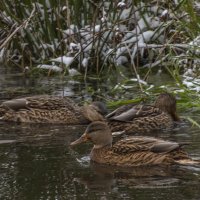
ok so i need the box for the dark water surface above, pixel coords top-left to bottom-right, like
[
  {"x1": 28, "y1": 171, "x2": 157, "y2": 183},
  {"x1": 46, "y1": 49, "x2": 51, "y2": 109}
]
[{"x1": 0, "y1": 67, "x2": 200, "y2": 200}]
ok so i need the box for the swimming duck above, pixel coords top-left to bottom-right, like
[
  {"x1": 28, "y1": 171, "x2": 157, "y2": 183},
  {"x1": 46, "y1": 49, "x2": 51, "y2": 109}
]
[
  {"x1": 0, "y1": 95, "x2": 107, "y2": 124},
  {"x1": 70, "y1": 121, "x2": 197, "y2": 167},
  {"x1": 107, "y1": 93, "x2": 180, "y2": 134}
]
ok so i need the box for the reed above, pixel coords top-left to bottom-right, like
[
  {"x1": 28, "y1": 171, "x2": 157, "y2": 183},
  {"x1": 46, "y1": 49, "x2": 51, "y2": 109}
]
[{"x1": 0, "y1": 0, "x2": 199, "y2": 85}]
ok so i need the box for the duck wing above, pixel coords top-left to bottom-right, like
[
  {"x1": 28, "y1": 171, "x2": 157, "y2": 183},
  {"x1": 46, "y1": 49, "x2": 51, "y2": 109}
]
[
  {"x1": 106, "y1": 104, "x2": 135, "y2": 118},
  {"x1": 112, "y1": 136, "x2": 185, "y2": 154},
  {"x1": 1, "y1": 96, "x2": 77, "y2": 111},
  {"x1": 107, "y1": 105, "x2": 162, "y2": 122}
]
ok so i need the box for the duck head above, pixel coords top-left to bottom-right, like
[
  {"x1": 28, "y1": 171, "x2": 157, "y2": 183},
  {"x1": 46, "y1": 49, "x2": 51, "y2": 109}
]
[
  {"x1": 91, "y1": 101, "x2": 108, "y2": 116},
  {"x1": 155, "y1": 93, "x2": 180, "y2": 121},
  {"x1": 70, "y1": 121, "x2": 112, "y2": 149},
  {"x1": 83, "y1": 102, "x2": 107, "y2": 122}
]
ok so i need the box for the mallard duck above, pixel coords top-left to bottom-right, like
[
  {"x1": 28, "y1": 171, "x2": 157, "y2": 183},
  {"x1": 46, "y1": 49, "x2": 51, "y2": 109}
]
[
  {"x1": 107, "y1": 93, "x2": 180, "y2": 134},
  {"x1": 70, "y1": 121, "x2": 197, "y2": 167},
  {"x1": 0, "y1": 95, "x2": 107, "y2": 124}
]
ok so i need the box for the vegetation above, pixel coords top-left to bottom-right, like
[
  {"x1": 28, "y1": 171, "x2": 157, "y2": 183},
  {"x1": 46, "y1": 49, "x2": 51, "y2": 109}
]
[
  {"x1": 1, "y1": 0, "x2": 200, "y2": 110},
  {"x1": 0, "y1": 1, "x2": 199, "y2": 69}
]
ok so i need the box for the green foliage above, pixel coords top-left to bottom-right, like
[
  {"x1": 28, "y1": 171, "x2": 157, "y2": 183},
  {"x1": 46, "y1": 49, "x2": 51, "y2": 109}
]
[
  {"x1": 180, "y1": 0, "x2": 200, "y2": 36},
  {"x1": 107, "y1": 98, "x2": 144, "y2": 109},
  {"x1": 187, "y1": 117, "x2": 200, "y2": 128}
]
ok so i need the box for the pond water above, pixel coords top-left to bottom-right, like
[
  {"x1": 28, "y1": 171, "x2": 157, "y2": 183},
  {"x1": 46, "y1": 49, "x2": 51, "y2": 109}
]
[{"x1": 0, "y1": 66, "x2": 200, "y2": 200}]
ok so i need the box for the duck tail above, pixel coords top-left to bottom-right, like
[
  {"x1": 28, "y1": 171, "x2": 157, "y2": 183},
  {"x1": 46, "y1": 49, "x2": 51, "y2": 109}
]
[{"x1": 175, "y1": 159, "x2": 200, "y2": 165}]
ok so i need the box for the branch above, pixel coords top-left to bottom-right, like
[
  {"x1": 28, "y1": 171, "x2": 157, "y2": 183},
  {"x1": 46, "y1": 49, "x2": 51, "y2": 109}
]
[{"x1": 0, "y1": 4, "x2": 36, "y2": 49}]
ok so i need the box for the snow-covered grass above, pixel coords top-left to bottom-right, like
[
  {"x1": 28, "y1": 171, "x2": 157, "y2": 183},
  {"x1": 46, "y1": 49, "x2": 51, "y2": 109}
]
[{"x1": 0, "y1": 0, "x2": 200, "y2": 94}]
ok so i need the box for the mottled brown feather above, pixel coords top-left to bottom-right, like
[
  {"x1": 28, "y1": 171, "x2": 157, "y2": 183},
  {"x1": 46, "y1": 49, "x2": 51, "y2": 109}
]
[
  {"x1": 71, "y1": 121, "x2": 196, "y2": 167},
  {"x1": 0, "y1": 96, "x2": 107, "y2": 124},
  {"x1": 107, "y1": 93, "x2": 179, "y2": 134}
]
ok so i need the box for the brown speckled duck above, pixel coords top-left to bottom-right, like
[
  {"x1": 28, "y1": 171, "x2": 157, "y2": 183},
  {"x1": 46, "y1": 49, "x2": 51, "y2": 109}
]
[
  {"x1": 70, "y1": 121, "x2": 197, "y2": 167},
  {"x1": 107, "y1": 93, "x2": 180, "y2": 134},
  {"x1": 0, "y1": 95, "x2": 107, "y2": 124}
]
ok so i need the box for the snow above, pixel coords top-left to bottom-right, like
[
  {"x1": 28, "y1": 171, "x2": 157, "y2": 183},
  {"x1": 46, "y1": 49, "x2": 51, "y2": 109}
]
[
  {"x1": 68, "y1": 68, "x2": 80, "y2": 76},
  {"x1": 62, "y1": 29, "x2": 74, "y2": 36},
  {"x1": 117, "y1": 0, "x2": 126, "y2": 9},
  {"x1": 116, "y1": 56, "x2": 128, "y2": 66},
  {"x1": 161, "y1": 9, "x2": 168, "y2": 18},
  {"x1": 82, "y1": 58, "x2": 89, "y2": 68},
  {"x1": 50, "y1": 56, "x2": 74, "y2": 66},
  {"x1": 0, "y1": 48, "x2": 5, "y2": 63},
  {"x1": 120, "y1": 8, "x2": 131, "y2": 20},
  {"x1": 37, "y1": 64, "x2": 62, "y2": 72}
]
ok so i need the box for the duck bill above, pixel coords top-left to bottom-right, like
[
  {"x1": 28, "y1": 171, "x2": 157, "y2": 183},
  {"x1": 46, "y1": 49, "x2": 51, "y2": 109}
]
[{"x1": 70, "y1": 133, "x2": 88, "y2": 146}]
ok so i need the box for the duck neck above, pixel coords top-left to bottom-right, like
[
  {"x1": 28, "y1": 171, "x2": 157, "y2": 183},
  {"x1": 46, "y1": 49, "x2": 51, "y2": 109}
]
[
  {"x1": 155, "y1": 104, "x2": 180, "y2": 122},
  {"x1": 90, "y1": 144, "x2": 111, "y2": 164},
  {"x1": 82, "y1": 105, "x2": 104, "y2": 122},
  {"x1": 93, "y1": 143, "x2": 112, "y2": 149},
  {"x1": 171, "y1": 112, "x2": 180, "y2": 121}
]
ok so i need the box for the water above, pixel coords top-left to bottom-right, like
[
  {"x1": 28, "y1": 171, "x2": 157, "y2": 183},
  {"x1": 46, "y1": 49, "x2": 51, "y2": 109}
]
[{"x1": 0, "y1": 66, "x2": 200, "y2": 200}]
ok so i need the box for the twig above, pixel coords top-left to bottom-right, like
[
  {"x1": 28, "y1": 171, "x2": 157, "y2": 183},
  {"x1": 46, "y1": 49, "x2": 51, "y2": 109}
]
[
  {"x1": 0, "y1": 4, "x2": 36, "y2": 50},
  {"x1": 137, "y1": 43, "x2": 190, "y2": 49},
  {"x1": 124, "y1": 43, "x2": 144, "y2": 92}
]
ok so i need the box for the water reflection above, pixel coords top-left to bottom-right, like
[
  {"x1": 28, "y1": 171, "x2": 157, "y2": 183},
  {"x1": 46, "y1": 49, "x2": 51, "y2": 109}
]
[
  {"x1": 0, "y1": 122, "x2": 85, "y2": 200},
  {"x1": 70, "y1": 159, "x2": 200, "y2": 199},
  {"x1": 1, "y1": 121, "x2": 199, "y2": 200},
  {"x1": 74, "y1": 163, "x2": 181, "y2": 190}
]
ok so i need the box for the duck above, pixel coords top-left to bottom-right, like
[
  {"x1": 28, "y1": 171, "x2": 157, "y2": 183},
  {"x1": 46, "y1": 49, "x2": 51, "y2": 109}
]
[
  {"x1": 0, "y1": 95, "x2": 107, "y2": 124},
  {"x1": 70, "y1": 121, "x2": 197, "y2": 167},
  {"x1": 106, "y1": 93, "x2": 180, "y2": 134}
]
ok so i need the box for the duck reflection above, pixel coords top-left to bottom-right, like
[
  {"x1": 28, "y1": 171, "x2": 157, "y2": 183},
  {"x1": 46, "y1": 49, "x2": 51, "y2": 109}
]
[{"x1": 72, "y1": 160, "x2": 190, "y2": 192}]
